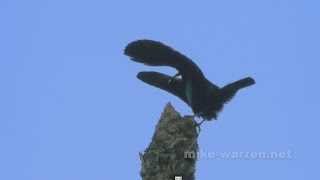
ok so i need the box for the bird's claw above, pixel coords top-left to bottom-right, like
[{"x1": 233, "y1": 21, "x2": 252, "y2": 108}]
[
  {"x1": 192, "y1": 114, "x2": 206, "y2": 133},
  {"x1": 195, "y1": 122, "x2": 202, "y2": 133},
  {"x1": 195, "y1": 119, "x2": 206, "y2": 133}
]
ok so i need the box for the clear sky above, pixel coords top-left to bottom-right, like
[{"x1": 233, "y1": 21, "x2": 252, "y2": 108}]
[{"x1": 1, "y1": 0, "x2": 319, "y2": 179}]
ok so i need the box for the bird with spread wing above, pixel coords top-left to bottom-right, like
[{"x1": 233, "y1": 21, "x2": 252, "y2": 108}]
[{"x1": 124, "y1": 39, "x2": 255, "y2": 127}]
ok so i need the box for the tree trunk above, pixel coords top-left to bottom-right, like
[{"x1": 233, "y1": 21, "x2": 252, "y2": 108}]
[{"x1": 140, "y1": 102, "x2": 199, "y2": 180}]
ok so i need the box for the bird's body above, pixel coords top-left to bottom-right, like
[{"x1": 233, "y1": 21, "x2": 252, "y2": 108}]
[{"x1": 124, "y1": 40, "x2": 255, "y2": 121}]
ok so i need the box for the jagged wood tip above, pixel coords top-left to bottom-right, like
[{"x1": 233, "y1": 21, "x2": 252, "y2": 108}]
[{"x1": 140, "y1": 102, "x2": 199, "y2": 180}]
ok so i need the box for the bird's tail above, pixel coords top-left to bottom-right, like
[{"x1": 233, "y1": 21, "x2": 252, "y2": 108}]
[
  {"x1": 220, "y1": 77, "x2": 255, "y2": 103},
  {"x1": 124, "y1": 40, "x2": 192, "y2": 72}
]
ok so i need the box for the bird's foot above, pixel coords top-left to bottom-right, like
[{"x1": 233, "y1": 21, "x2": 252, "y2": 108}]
[
  {"x1": 167, "y1": 72, "x2": 181, "y2": 84},
  {"x1": 191, "y1": 113, "x2": 206, "y2": 133},
  {"x1": 194, "y1": 119, "x2": 206, "y2": 133}
]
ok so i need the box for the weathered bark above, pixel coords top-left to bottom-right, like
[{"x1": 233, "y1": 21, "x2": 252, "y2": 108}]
[{"x1": 140, "y1": 102, "x2": 199, "y2": 180}]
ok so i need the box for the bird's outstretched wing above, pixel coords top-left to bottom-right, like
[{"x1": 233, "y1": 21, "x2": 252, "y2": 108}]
[
  {"x1": 137, "y1": 71, "x2": 188, "y2": 104},
  {"x1": 124, "y1": 40, "x2": 204, "y2": 77}
]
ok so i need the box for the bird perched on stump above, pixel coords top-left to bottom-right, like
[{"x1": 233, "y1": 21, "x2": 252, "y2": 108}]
[{"x1": 124, "y1": 39, "x2": 255, "y2": 126}]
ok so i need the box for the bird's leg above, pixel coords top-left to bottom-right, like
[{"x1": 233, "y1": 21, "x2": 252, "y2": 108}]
[
  {"x1": 192, "y1": 112, "x2": 206, "y2": 133},
  {"x1": 195, "y1": 119, "x2": 206, "y2": 133},
  {"x1": 196, "y1": 119, "x2": 206, "y2": 127},
  {"x1": 168, "y1": 72, "x2": 181, "y2": 84}
]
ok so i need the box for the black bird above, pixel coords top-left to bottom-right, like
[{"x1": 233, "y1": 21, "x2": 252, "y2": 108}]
[{"x1": 124, "y1": 39, "x2": 255, "y2": 125}]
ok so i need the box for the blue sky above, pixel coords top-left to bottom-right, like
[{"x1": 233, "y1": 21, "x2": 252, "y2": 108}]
[{"x1": 1, "y1": 0, "x2": 319, "y2": 179}]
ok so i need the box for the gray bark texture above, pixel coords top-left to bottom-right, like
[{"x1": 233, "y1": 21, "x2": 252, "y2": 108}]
[{"x1": 140, "y1": 102, "x2": 199, "y2": 180}]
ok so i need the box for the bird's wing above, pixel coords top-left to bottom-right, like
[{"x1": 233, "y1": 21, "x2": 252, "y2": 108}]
[
  {"x1": 124, "y1": 40, "x2": 204, "y2": 77},
  {"x1": 137, "y1": 71, "x2": 188, "y2": 104}
]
